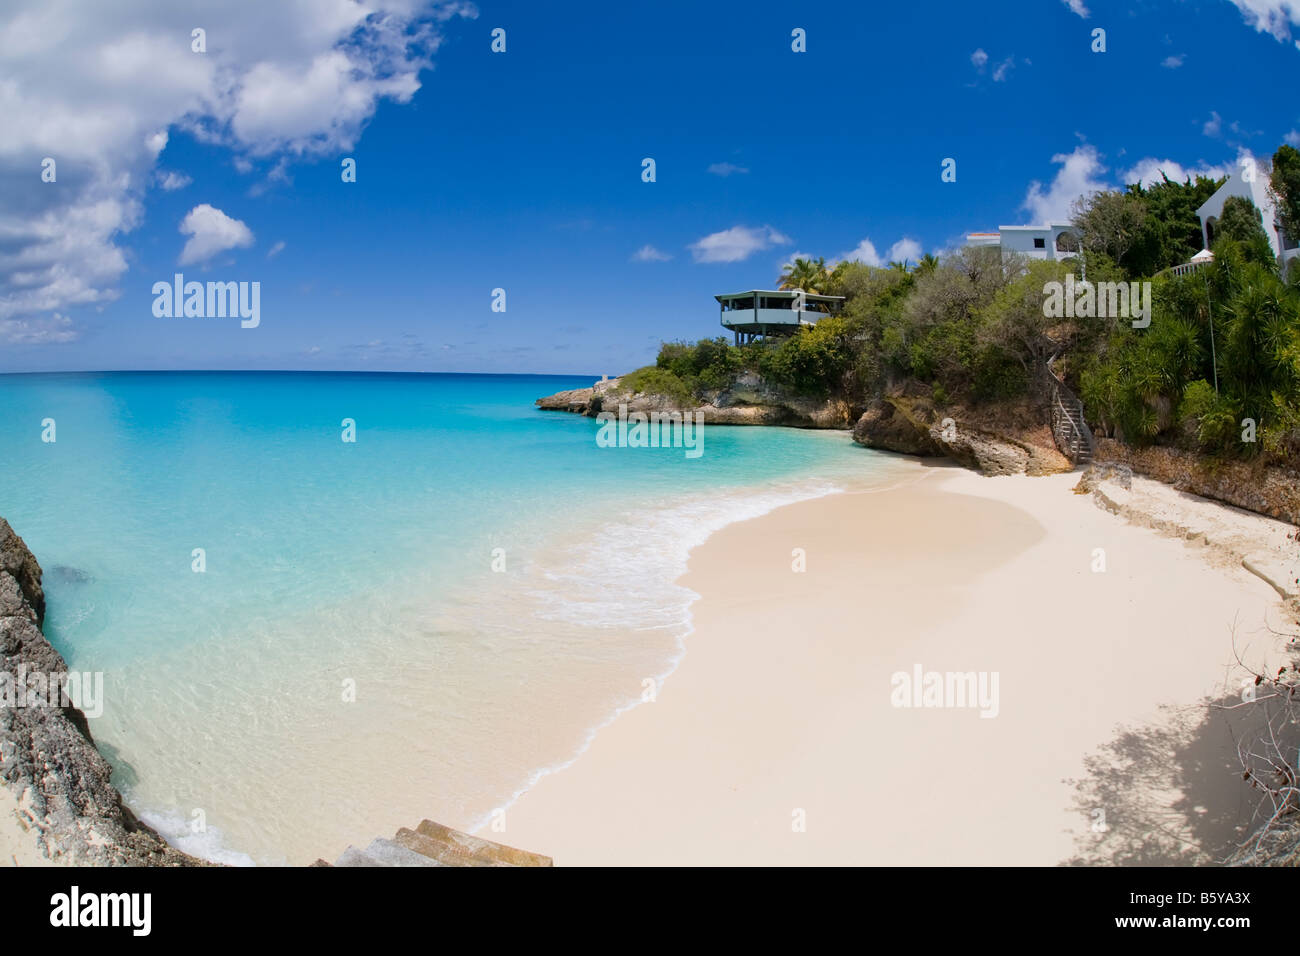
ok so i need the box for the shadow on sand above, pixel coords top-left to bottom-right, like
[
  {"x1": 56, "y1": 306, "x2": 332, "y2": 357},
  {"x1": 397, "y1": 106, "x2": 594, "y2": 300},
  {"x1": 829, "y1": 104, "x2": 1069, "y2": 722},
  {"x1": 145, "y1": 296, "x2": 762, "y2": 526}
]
[{"x1": 1063, "y1": 689, "x2": 1280, "y2": 866}]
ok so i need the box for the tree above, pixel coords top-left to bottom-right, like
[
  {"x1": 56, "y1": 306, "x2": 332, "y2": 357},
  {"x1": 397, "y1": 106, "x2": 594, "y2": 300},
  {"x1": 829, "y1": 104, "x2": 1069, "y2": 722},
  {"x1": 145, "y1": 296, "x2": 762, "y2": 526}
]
[
  {"x1": 975, "y1": 259, "x2": 1074, "y2": 376},
  {"x1": 778, "y1": 257, "x2": 829, "y2": 293},
  {"x1": 1122, "y1": 173, "x2": 1224, "y2": 274},
  {"x1": 1072, "y1": 190, "x2": 1147, "y2": 268},
  {"x1": 1269, "y1": 144, "x2": 1300, "y2": 247},
  {"x1": 913, "y1": 253, "x2": 940, "y2": 278},
  {"x1": 1215, "y1": 196, "x2": 1276, "y2": 268}
]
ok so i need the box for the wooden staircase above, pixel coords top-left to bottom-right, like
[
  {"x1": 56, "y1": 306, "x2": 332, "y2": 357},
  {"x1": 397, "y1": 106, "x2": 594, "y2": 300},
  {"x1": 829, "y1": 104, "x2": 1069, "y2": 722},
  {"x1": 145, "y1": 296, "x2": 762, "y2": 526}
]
[
  {"x1": 325, "y1": 819, "x2": 553, "y2": 867},
  {"x1": 1045, "y1": 365, "x2": 1095, "y2": 467}
]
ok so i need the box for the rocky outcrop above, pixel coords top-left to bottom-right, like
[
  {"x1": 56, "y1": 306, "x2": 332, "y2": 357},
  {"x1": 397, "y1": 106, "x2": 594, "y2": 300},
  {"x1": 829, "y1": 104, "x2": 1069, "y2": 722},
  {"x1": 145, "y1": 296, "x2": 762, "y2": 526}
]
[
  {"x1": 0, "y1": 518, "x2": 202, "y2": 866},
  {"x1": 536, "y1": 374, "x2": 855, "y2": 428},
  {"x1": 851, "y1": 398, "x2": 943, "y2": 456},
  {"x1": 540, "y1": 377, "x2": 1072, "y2": 475},
  {"x1": 851, "y1": 396, "x2": 1072, "y2": 477},
  {"x1": 1094, "y1": 439, "x2": 1300, "y2": 525}
]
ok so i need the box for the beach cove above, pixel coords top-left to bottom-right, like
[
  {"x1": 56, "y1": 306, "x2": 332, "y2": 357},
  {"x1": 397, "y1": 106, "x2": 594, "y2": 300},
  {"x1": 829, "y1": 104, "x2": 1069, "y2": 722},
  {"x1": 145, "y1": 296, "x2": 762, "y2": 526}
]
[{"x1": 502, "y1": 463, "x2": 1293, "y2": 866}]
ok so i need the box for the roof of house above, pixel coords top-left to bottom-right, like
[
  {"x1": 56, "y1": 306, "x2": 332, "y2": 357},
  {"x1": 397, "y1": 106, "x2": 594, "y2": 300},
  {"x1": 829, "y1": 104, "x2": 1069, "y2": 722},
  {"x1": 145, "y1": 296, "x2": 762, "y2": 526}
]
[{"x1": 715, "y1": 290, "x2": 845, "y2": 303}]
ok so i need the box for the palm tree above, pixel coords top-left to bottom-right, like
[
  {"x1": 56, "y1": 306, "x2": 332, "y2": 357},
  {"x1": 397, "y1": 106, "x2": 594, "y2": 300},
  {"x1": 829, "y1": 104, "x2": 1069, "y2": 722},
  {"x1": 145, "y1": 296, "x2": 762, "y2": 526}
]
[
  {"x1": 778, "y1": 256, "x2": 828, "y2": 293},
  {"x1": 888, "y1": 260, "x2": 910, "y2": 273},
  {"x1": 913, "y1": 253, "x2": 940, "y2": 277}
]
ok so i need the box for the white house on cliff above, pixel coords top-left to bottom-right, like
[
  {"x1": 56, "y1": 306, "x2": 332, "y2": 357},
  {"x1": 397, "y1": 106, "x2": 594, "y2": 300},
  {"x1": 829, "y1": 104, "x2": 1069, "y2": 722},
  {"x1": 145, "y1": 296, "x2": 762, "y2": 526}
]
[
  {"x1": 1195, "y1": 168, "x2": 1299, "y2": 272},
  {"x1": 968, "y1": 164, "x2": 1298, "y2": 275}
]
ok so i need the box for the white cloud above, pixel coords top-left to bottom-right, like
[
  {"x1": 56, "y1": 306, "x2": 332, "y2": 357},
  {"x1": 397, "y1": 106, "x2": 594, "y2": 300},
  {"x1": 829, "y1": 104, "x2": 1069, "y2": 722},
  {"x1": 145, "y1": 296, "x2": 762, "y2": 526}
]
[
  {"x1": 1161, "y1": 54, "x2": 1185, "y2": 68},
  {"x1": 631, "y1": 244, "x2": 671, "y2": 262},
  {"x1": 1287, "y1": 129, "x2": 1300, "y2": 146},
  {"x1": 1021, "y1": 145, "x2": 1109, "y2": 222},
  {"x1": 178, "y1": 204, "x2": 254, "y2": 265},
  {"x1": 1061, "y1": 0, "x2": 1090, "y2": 17},
  {"x1": 992, "y1": 56, "x2": 1016, "y2": 82},
  {"x1": 0, "y1": 0, "x2": 477, "y2": 325},
  {"x1": 1203, "y1": 111, "x2": 1223, "y2": 137},
  {"x1": 836, "y1": 238, "x2": 883, "y2": 267},
  {"x1": 156, "y1": 170, "x2": 191, "y2": 190},
  {"x1": 1224, "y1": 0, "x2": 1300, "y2": 43},
  {"x1": 1120, "y1": 157, "x2": 1228, "y2": 187},
  {"x1": 970, "y1": 48, "x2": 988, "y2": 68},
  {"x1": 267, "y1": 240, "x2": 286, "y2": 259},
  {"x1": 0, "y1": 313, "x2": 77, "y2": 344},
  {"x1": 707, "y1": 162, "x2": 748, "y2": 177},
  {"x1": 887, "y1": 238, "x2": 923, "y2": 264},
  {"x1": 689, "y1": 225, "x2": 790, "y2": 264},
  {"x1": 830, "y1": 237, "x2": 921, "y2": 268}
]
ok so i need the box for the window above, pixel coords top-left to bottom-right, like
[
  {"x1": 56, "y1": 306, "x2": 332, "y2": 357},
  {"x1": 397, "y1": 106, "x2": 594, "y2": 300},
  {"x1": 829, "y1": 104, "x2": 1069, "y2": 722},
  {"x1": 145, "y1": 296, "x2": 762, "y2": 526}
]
[{"x1": 1033, "y1": 237, "x2": 1046, "y2": 249}]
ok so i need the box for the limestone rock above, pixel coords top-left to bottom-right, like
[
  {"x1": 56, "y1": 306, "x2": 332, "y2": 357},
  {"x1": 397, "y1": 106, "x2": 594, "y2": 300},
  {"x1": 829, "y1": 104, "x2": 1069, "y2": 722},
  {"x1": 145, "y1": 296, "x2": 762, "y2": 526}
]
[{"x1": 0, "y1": 517, "x2": 204, "y2": 866}]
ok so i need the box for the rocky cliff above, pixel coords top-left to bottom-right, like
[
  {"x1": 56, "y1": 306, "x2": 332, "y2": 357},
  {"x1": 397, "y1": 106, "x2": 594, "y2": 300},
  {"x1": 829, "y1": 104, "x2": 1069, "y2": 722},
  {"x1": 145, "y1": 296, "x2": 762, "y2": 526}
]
[
  {"x1": 850, "y1": 394, "x2": 1072, "y2": 477},
  {"x1": 0, "y1": 518, "x2": 201, "y2": 866},
  {"x1": 1093, "y1": 440, "x2": 1300, "y2": 525},
  {"x1": 538, "y1": 376, "x2": 1073, "y2": 476},
  {"x1": 537, "y1": 373, "x2": 855, "y2": 427}
]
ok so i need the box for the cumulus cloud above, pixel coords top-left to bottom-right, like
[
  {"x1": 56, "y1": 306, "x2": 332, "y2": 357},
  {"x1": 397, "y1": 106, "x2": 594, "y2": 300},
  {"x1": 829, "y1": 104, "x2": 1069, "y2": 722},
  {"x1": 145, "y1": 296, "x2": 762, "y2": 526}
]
[
  {"x1": 0, "y1": 0, "x2": 476, "y2": 326},
  {"x1": 689, "y1": 225, "x2": 790, "y2": 264},
  {"x1": 267, "y1": 240, "x2": 286, "y2": 259},
  {"x1": 156, "y1": 170, "x2": 191, "y2": 190},
  {"x1": 1287, "y1": 130, "x2": 1300, "y2": 146},
  {"x1": 832, "y1": 237, "x2": 923, "y2": 267},
  {"x1": 631, "y1": 244, "x2": 672, "y2": 262},
  {"x1": 1120, "y1": 157, "x2": 1228, "y2": 187},
  {"x1": 970, "y1": 48, "x2": 988, "y2": 68},
  {"x1": 1017, "y1": 144, "x2": 1244, "y2": 226},
  {"x1": 992, "y1": 56, "x2": 1016, "y2": 82},
  {"x1": 835, "y1": 239, "x2": 883, "y2": 266},
  {"x1": 1203, "y1": 111, "x2": 1223, "y2": 137},
  {"x1": 1021, "y1": 145, "x2": 1109, "y2": 222},
  {"x1": 1224, "y1": 0, "x2": 1300, "y2": 45},
  {"x1": 887, "y1": 238, "x2": 923, "y2": 264},
  {"x1": 1061, "y1": 0, "x2": 1090, "y2": 17},
  {"x1": 707, "y1": 162, "x2": 749, "y2": 177},
  {"x1": 0, "y1": 313, "x2": 78, "y2": 344},
  {"x1": 178, "y1": 204, "x2": 254, "y2": 265},
  {"x1": 1161, "y1": 54, "x2": 1185, "y2": 68}
]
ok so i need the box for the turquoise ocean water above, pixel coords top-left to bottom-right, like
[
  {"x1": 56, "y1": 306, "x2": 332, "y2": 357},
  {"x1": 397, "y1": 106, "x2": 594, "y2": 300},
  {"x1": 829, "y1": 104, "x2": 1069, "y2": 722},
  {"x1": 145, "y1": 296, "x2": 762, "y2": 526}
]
[{"x1": 0, "y1": 371, "x2": 904, "y2": 864}]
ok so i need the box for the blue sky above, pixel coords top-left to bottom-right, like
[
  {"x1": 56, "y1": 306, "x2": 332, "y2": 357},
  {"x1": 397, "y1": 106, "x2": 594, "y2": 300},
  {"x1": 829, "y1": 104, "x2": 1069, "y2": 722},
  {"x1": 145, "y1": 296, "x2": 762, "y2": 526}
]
[{"x1": 2, "y1": 0, "x2": 1299, "y2": 375}]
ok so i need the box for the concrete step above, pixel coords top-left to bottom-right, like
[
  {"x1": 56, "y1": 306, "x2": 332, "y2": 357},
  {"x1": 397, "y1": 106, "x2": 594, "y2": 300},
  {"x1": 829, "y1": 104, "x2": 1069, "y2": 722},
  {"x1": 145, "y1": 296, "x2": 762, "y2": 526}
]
[
  {"x1": 415, "y1": 819, "x2": 553, "y2": 867},
  {"x1": 393, "y1": 827, "x2": 495, "y2": 867},
  {"x1": 363, "y1": 837, "x2": 446, "y2": 867},
  {"x1": 334, "y1": 846, "x2": 383, "y2": 867}
]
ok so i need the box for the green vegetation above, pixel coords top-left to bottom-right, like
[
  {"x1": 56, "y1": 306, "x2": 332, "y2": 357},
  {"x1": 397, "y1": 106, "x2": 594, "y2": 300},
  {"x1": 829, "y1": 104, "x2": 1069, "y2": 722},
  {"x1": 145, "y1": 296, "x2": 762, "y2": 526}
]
[
  {"x1": 634, "y1": 143, "x2": 1300, "y2": 468},
  {"x1": 618, "y1": 365, "x2": 696, "y2": 406}
]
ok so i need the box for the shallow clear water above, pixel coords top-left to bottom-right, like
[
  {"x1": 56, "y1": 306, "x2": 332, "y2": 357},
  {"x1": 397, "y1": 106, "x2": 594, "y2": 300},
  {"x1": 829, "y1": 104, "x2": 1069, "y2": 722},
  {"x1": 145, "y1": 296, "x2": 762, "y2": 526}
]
[{"x1": 0, "y1": 371, "x2": 904, "y2": 863}]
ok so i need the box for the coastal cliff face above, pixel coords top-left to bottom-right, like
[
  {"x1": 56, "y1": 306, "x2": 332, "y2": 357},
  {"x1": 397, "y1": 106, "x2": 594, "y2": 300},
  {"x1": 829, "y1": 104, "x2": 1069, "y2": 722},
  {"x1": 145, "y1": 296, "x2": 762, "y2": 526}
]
[
  {"x1": 1093, "y1": 440, "x2": 1300, "y2": 525},
  {"x1": 851, "y1": 395, "x2": 1072, "y2": 477},
  {"x1": 536, "y1": 373, "x2": 855, "y2": 427},
  {"x1": 0, "y1": 518, "x2": 200, "y2": 866}
]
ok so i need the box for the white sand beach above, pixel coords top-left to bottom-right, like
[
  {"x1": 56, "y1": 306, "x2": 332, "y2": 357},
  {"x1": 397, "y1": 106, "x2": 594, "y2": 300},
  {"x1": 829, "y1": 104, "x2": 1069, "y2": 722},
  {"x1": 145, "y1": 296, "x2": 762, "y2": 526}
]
[{"x1": 502, "y1": 462, "x2": 1294, "y2": 865}]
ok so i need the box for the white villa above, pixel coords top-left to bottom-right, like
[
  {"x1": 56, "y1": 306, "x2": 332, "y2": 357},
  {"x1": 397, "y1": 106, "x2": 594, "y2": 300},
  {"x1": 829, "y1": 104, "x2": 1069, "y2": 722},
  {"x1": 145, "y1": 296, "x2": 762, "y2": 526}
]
[
  {"x1": 967, "y1": 167, "x2": 1299, "y2": 276},
  {"x1": 965, "y1": 222, "x2": 1081, "y2": 261},
  {"x1": 716, "y1": 289, "x2": 844, "y2": 344},
  {"x1": 1195, "y1": 169, "x2": 1299, "y2": 273}
]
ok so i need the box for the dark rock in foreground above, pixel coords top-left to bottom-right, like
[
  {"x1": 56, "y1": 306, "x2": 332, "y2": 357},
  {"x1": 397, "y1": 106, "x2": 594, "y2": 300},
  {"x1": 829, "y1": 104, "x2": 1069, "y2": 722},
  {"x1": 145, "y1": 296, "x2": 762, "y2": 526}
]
[{"x1": 0, "y1": 518, "x2": 204, "y2": 866}]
